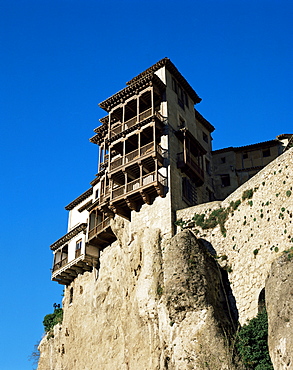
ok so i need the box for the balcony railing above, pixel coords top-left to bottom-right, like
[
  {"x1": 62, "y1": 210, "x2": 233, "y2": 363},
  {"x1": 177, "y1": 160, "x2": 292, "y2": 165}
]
[
  {"x1": 110, "y1": 171, "x2": 167, "y2": 200},
  {"x1": 110, "y1": 108, "x2": 161, "y2": 138},
  {"x1": 53, "y1": 256, "x2": 68, "y2": 272},
  {"x1": 110, "y1": 143, "x2": 163, "y2": 172},
  {"x1": 88, "y1": 217, "x2": 111, "y2": 240},
  {"x1": 99, "y1": 186, "x2": 110, "y2": 204},
  {"x1": 177, "y1": 152, "x2": 204, "y2": 185}
]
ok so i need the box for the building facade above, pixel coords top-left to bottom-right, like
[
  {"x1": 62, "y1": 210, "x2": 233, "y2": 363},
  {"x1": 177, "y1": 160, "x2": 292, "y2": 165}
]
[
  {"x1": 212, "y1": 134, "x2": 292, "y2": 200},
  {"x1": 50, "y1": 58, "x2": 215, "y2": 285}
]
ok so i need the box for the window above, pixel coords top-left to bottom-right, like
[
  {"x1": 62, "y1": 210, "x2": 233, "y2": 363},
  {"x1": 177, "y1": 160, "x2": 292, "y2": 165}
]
[
  {"x1": 243, "y1": 153, "x2": 248, "y2": 159},
  {"x1": 182, "y1": 177, "x2": 197, "y2": 205},
  {"x1": 69, "y1": 287, "x2": 73, "y2": 304},
  {"x1": 76, "y1": 239, "x2": 82, "y2": 250},
  {"x1": 262, "y1": 149, "x2": 271, "y2": 157},
  {"x1": 203, "y1": 132, "x2": 208, "y2": 143},
  {"x1": 178, "y1": 116, "x2": 185, "y2": 128},
  {"x1": 75, "y1": 239, "x2": 82, "y2": 258},
  {"x1": 220, "y1": 157, "x2": 226, "y2": 164},
  {"x1": 172, "y1": 78, "x2": 188, "y2": 109},
  {"x1": 205, "y1": 159, "x2": 211, "y2": 175},
  {"x1": 172, "y1": 78, "x2": 178, "y2": 93},
  {"x1": 184, "y1": 92, "x2": 189, "y2": 108},
  {"x1": 221, "y1": 174, "x2": 230, "y2": 187}
]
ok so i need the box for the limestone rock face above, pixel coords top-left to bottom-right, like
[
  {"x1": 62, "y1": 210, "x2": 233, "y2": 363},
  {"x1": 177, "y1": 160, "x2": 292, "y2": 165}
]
[
  {"x1": 266, "y1": 254, "x2": 293, "y2": 369},
  {"x1": 161, "y1": 230, "x2": 238, "y2": 369},
  {"x1": 38, "y1": 226, "x2": 238, "y2": 370}
]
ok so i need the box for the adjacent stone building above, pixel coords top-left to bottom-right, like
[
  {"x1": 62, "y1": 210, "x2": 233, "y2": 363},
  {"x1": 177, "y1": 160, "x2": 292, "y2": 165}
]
[{"x1": 212, "y1": 134, "x2": 292, "y2": 200}]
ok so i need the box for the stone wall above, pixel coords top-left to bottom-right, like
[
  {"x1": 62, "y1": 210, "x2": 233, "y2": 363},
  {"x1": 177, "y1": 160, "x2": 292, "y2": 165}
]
[{"x1": 177, "y1": 147, "x2": 293, "y2": 325}]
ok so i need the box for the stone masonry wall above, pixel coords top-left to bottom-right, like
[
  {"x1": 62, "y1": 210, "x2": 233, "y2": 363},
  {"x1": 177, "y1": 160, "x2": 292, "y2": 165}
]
[{"x1": 177, "y1": 147, "x2": 293, "y2": 325}]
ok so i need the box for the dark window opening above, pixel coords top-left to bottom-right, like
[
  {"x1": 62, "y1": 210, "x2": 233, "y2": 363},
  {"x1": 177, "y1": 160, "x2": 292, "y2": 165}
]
[
  {"x1": 263, "y1": 149, "x2": 271, "y2": 157},
  {"x1": 221, "y1": 174, "x2": 230, "y2": 187},
  {"x1": 69, "y1": 287, "x2": 73, "y2": 304},
  {"x1": 203, "y1": 132, "x2": 208, "y2": 143},
  {"x1": 220, "y1": 157, "x2": 226, "y2": 164},
  {"x1": 205, "y1": 159, "x2": 211, "y2": 175},
  {"x1": 172, "y1": 78, "x2": 177, "y2": 93},
  {"x1": 243, "y1": 153, "x2": 248, "y2": 159},
  {"x1": 178, "y1": 116, "x2": 185, "y2": 128},
  {"x1": 172, "y1": 77, "x2": 188, "y2": 109},
  {"x1": 182, "y1": 177, "x2": 197, "y2": 205}
]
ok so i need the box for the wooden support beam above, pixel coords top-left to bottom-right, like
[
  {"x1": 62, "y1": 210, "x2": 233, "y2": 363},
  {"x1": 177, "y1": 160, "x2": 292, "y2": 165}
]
[
  {"x1": 125, "y1": 197, "x2": 137, "y2": 211},
  {"x1": 101, "y1": 205, "x2": 115, "y2": 218},
  {"x1": 140, "y1": 190, "x2": 151, "y2": 205},
  {"x1": 109, "y1": 204, "x2": 130, "y2": 220}
]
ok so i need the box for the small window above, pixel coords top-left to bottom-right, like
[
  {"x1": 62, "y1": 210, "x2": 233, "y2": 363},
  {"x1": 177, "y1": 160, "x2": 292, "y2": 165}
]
[
  {"x1": 178, "y1": 116, "x2": 185, "y2": 128},
  {"x1": 69, "y1": 287, "x2": 73, "y2": 304},
  {"x1": 184, "y1": 92, "x2": 189, "y2": 107},
  {"x1": 76, "y1": 239, "x2": 82, "y2": 250},
  {"x1": 221, "y1": 174, "x2": 230, "y2": 187},
  {"x1": 220, "y1": 157, "x2": 226, "y2": 164},
  {"x1": 182, "y1": 177, "x2": 197, "y2": 205},
  {"x1": 172, "y1": 78, "x2": 177, "y2": 93},
  {"x1": 205, "y1": 159, "x2": 211, "y2": 175},
  {"x1": 263, "y1": 149, "x2": 271, "y2": 157},
  {"x1": 75, "y1": 239, "x2": 82, "y2": 258},
  {"x1": 243, "y1": 153, "x2": 248, "y2": 159},
  {"x1": 95, "y1": 189, "x2": 99, "y2": 198},
  {"x1": 203, "y1": 132, "x2": 208, "y2": 143}
]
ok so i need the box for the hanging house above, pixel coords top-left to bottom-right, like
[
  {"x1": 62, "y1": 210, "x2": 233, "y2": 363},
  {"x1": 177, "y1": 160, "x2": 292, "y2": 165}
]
[{"x1": 50, "y1": 58, "x2": 215, "y2": 285}]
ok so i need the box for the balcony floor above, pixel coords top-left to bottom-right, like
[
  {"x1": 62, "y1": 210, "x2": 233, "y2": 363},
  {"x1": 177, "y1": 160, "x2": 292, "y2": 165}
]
[{"x1": 52, "y1": 254, "x2": 98, "y2": 285}]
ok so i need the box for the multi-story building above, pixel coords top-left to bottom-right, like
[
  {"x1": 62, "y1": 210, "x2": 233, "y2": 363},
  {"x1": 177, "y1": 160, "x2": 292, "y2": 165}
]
[
  {"x1": 50, "y1": 58, "x2": 215, "y2": 285},
  {"x1": 212, "y1": 134, "x2": 292, "y2": 200}
]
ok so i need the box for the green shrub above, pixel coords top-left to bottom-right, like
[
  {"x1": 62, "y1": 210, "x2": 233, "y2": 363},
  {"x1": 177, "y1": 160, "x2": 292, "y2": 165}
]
[
  {"x1": 174, "y1": 218, "x2": 186, "y2": 229},
  {"x1": 242, "y1": 189, "x2": 254, "y2": 200},
  {"x1": 230, "y1": 199, "x2": 241, "y2": 210},
  {"x1": 43, "y1": 308, "x2": 63, "y2": 333},
  {"x1": 286, "y1": 190, "x2": 291, "y2": 197},
  {"x1": 236, "y1": 309, "x2": 273, "y2": 369}
]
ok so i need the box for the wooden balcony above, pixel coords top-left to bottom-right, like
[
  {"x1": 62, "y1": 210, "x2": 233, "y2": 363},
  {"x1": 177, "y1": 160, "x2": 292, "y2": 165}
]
[
  {"x1": 108, "y1": 170, "x2": 167, "y2": 218},
  {"x1": 177, "y1": 152, "x2": 204, "y2": 186},
  {"x1": 110, "y1": 143, "x2": 165, "y2": 173},
  {"x1": 88, "y1": 217, "x2": 117, "y2": 247},
  {"x1": 52, "y1": 251, "x2": 98, "y2": 286},
  {"x1": 109, "y1": 109, "x2": 164, "y2": 139},
  {"x1": 52, "y1": 256, "x2": 68, "y2": 272},
  {"x1": 52, "y1": 241, "x2": 100, "y2": 286}
]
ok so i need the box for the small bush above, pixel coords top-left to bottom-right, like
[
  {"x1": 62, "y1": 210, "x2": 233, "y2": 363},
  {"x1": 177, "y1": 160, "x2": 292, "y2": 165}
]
[
  {"x1": 43, "y1": 308, "x2": 63, "y2": 333},
  {"x1": 230, "y1": 199, "x2": 241, "y2": 210},
  {"x1": 242, "y1": 189, "x2": 254, "y2": 200},
  {"x1": 286, "y1": 190, "x2": 292, "y2": 197},
  {"x1": 236, "y1": 309, "x2": 273, "y2": 369},
  {"x1": 174, "y1": 218, "x2": 186, "y2": 229}
]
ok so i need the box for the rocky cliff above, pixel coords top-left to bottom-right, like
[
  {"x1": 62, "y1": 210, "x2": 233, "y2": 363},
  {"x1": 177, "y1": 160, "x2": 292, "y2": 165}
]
[
  {"x1": 38, "y1": 225, "x2": 240, "y2": 370},
  {"x1": 38, "y1": 148, "x2": 293, "y2": 369}
]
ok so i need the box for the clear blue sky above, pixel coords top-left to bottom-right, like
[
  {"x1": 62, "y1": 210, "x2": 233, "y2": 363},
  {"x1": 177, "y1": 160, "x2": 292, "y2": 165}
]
[{"x1": 0, "y1": 0, "x2": 292, "y2": 368}]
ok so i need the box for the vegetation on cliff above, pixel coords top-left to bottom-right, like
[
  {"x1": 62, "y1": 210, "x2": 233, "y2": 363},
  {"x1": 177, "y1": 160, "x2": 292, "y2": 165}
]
[
  {"x1": 43, "y1": 307, "x2": 63, "y2": 333},
  {"x1": 236, "y1": 309, "x2": 273, "y2": 369}
]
